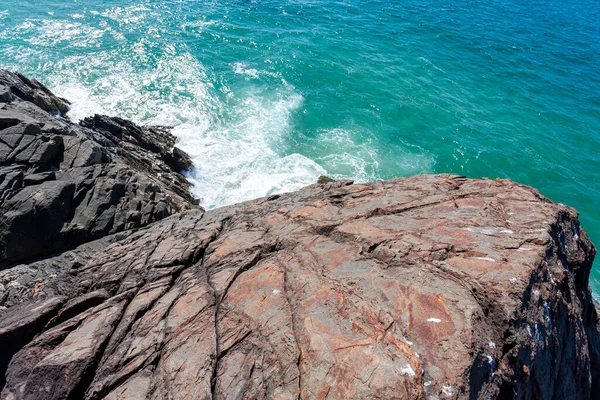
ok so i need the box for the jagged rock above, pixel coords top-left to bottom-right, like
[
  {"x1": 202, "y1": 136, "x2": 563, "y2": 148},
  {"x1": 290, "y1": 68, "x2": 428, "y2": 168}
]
[
  {"x1": 0, "y1": 174, "x2": 599, "y2": 399},
  {"x1": 61, "y1": 135, "x2": 105, "y2": 169},
  {"x1": 0, "y1": 232, "x2": 131, "y2": 308},
  {"x1": 0, "y1": 86, "x2": 15, "y2": 103},
  {"x1": 1, "y1": 180, "x2": 76, "y2": 262},
  {"x1": 317, "y1": 175, "x2": 335, "y2": 184},
  {"x1": 0, "y1": 70, "x2": 69, "y2": 116},
  {"x1": 79, "y1": 115, "x2": 194, "y2": 198},
  {"x1": 0, "y1": 69, "x2": 198, "y2": 267},
  {"x1": 172, "y1": 146, "x2": 193, "y2": 171}
]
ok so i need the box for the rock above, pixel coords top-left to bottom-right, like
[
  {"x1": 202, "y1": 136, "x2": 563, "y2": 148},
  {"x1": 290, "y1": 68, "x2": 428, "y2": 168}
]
[
  {"x1": 317, "y1": 175, "x2": 335, "y2": 184},
  {"x1": 0, "y1": 162, "x2": 195, "y2": 265},
  {"x1": 0, "y1": 70, "x2": 69, "y2": 116},
  {"x1": 0, "y1": 166, "x2": 24, "y2": 198},
  {"x1": 61, "y1": 136, "x2": 105, "y2": 169},
  {"x1": 47, "y1": 289, "x2": 111, "y2": 328},
  {"x1": 0, "y1": 86, "x2": 15, "y2": 103},
  {"x1": 78, "y1": 115, "x2": 194, "y2": 202},
  {"x1": 0, "y1": 174, "x2": 599, "y2": 399},
  {"x1": 0, "y1": 70, "x2": 599, "y2": 399},
  {"x1": 2, "y1": 291, "x2": 134, "y2": 400},
  {"x1": 0, "y1": 296, "x2": 67, "y2": 388},
  {"x1": 1, "y1": 181, "x2": 76, "y2": 262},
  {"x1": 0, "y1": 232, "x2": 129, "y2": 308},
  {"x1": 0, "y1": 69, "x2": 198, "y2": 267},
  {"x1": 172, "y1": 146, "x2": 193, "y2": 171}
]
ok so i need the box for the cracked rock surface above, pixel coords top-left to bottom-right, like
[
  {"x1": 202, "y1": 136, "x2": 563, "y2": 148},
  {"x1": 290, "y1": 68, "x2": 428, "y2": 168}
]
[
  {"x1": 2, "y1": 174, "x2": 600, "y2": 399},
  {"x1": 1, "y1": 71, "x2": 599, "y2": 399}
]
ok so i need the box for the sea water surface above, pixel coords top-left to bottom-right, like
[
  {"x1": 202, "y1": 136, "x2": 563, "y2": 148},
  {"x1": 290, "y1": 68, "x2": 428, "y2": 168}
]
[{"x1": 1, "y1": 0, "x2": 599, "y2": 293}]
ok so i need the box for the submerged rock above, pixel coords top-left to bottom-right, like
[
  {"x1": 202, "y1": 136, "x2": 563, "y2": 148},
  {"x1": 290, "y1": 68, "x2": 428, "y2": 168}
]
[{"x1": 0, "y1": 71, "x2": 599, "y2": 399}]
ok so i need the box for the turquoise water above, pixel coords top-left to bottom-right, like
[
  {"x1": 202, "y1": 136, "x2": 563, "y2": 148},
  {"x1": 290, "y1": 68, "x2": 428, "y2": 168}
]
[{"x1": 1, "y1": 1, "x2": 599, "y2": 293}]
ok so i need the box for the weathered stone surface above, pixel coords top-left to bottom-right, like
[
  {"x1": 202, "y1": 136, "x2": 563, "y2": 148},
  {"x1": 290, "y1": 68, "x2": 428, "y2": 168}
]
[
  {"x1": 0, "y1": 69, "x2": 198, "y2": 266},
  {"x1": 1, "y1": 174, "x2": 598, "y2": 399},
  {"x1": 0, "y1": 70, "x2": 69, "y2": 116},
  {"x1": 2, "y1": 292, "x2": 134, "y2": 400},
  {"x1": 0, "y1": 232, "x2": 129, "y2": 308},
  {"x1": 172, "y1": 146, "x2": 193, "y2": 171},
  {"x1": 0, "y1": 70, "x2": 599, "y2": 399},
  {"x1": 0, "y1": 296, "x2": 67, "y2": 388}
]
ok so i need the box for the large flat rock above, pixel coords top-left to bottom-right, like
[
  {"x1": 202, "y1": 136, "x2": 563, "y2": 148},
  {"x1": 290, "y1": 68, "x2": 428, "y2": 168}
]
[{"x1": 1, "y1": 174, "x2": 598, "y2": 399}]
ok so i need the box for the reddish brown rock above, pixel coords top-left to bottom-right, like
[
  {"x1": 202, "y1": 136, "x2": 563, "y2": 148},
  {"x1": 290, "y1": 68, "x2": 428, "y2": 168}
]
[{"x1": 1, "y1": 174, "x2": 598, "y2": 399}]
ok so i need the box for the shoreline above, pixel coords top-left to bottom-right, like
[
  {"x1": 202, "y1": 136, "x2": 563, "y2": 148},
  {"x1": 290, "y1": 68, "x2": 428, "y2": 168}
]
[{"x1": 1, "y1": 70, "x2": 600, "y2": 398}]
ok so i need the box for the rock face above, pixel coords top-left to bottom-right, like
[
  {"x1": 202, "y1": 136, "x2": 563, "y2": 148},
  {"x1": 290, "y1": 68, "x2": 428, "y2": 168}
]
[
  {"x1": 1, "y1": 72, "x2": 600, "y2": 400},
  {"x1": 0, "y1": 69, "x2": 197, "y2": 267}
]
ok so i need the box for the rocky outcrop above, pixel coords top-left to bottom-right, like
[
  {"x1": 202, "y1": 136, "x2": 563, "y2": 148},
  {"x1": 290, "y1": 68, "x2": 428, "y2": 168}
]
[
  {"x1": 1, "y1": 71, "x2": 599, "y2": 399},
  {"x1": 1, "y1": 174, "x2": 599, "y2": 399},
  {"x1": 0, "y1": 70, "x2": 70, "y2": 116},
  {"x1": 0, "y1": 69, "x2": 197, "y2": 267}
]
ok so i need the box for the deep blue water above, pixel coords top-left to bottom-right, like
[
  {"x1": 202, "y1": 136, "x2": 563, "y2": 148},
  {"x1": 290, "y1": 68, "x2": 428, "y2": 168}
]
[{"x1": 1, "y1": 0, "x2": 599, "y2": 294}]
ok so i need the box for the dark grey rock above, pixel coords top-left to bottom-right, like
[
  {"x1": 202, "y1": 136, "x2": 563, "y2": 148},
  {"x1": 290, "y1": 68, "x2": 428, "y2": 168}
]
[
  {"x1": 0, "y1": 166, "x2": 24, "y2": 198},
  {"x1": 0, "y1": 70, "x2": 69, "y2": 116},
  {"x1": 172, "y1": 146, "x2": 193, "y2": 171},
  {"x1": 0, "y1": 69, "x2": 198, "y2": 267},
  {"x1": 0, "y1": 86, "x2": 14, "y2": 103},
  {"x1": 0, "y1": 181, "x2": 76, "y2": 262},
  {"x1": 22, "y1": 172, "x2": 55, "y2": 186}
]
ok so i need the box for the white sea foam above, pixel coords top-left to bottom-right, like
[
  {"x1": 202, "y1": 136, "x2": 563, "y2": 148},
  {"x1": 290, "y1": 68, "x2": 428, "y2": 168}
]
[
  {"x1": 27, "y1": 20, "x2": 106, "y2": 48},
  {"x1": 314, "y1": 128, "x2": 380, "y2": 183},
  {"x1": 42, "y1": 35, "x2": 324, "y2": 209},
  {"x1": 11, "y1": 4, "x2": 431, "y2": 211},
  {"x1": 233, "y1": 62, "x2": 260, "y2": 79}
]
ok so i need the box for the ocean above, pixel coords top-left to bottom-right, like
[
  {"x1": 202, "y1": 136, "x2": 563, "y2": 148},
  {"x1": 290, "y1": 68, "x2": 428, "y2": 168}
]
[{"x1": 1, "y1": 0, "x2": 599, "y2": 294}]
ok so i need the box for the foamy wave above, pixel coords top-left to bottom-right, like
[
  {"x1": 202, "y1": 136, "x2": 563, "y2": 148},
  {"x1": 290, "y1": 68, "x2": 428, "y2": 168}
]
[
  {"x1": 313, "y1": 128, "x2": 380, "y2": 182},
  {"x1": 233, "y1": 62, "x2": 260, "y2": 79},
  {"x1": 27, "y1": 20, "x2": 106, "y2": 47},
  {"x1": 48, "y1": 51, "x2": 218, "y2": 126},
  {"x1": 34, "y1": 16, "x2": 323, "y2": 209},
  {"x1": 174, "y1": 87, "x2": 326, "y2": 209},
  {"x1": 5, "y1": 4, "x2": 431, "y2": 210}
]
